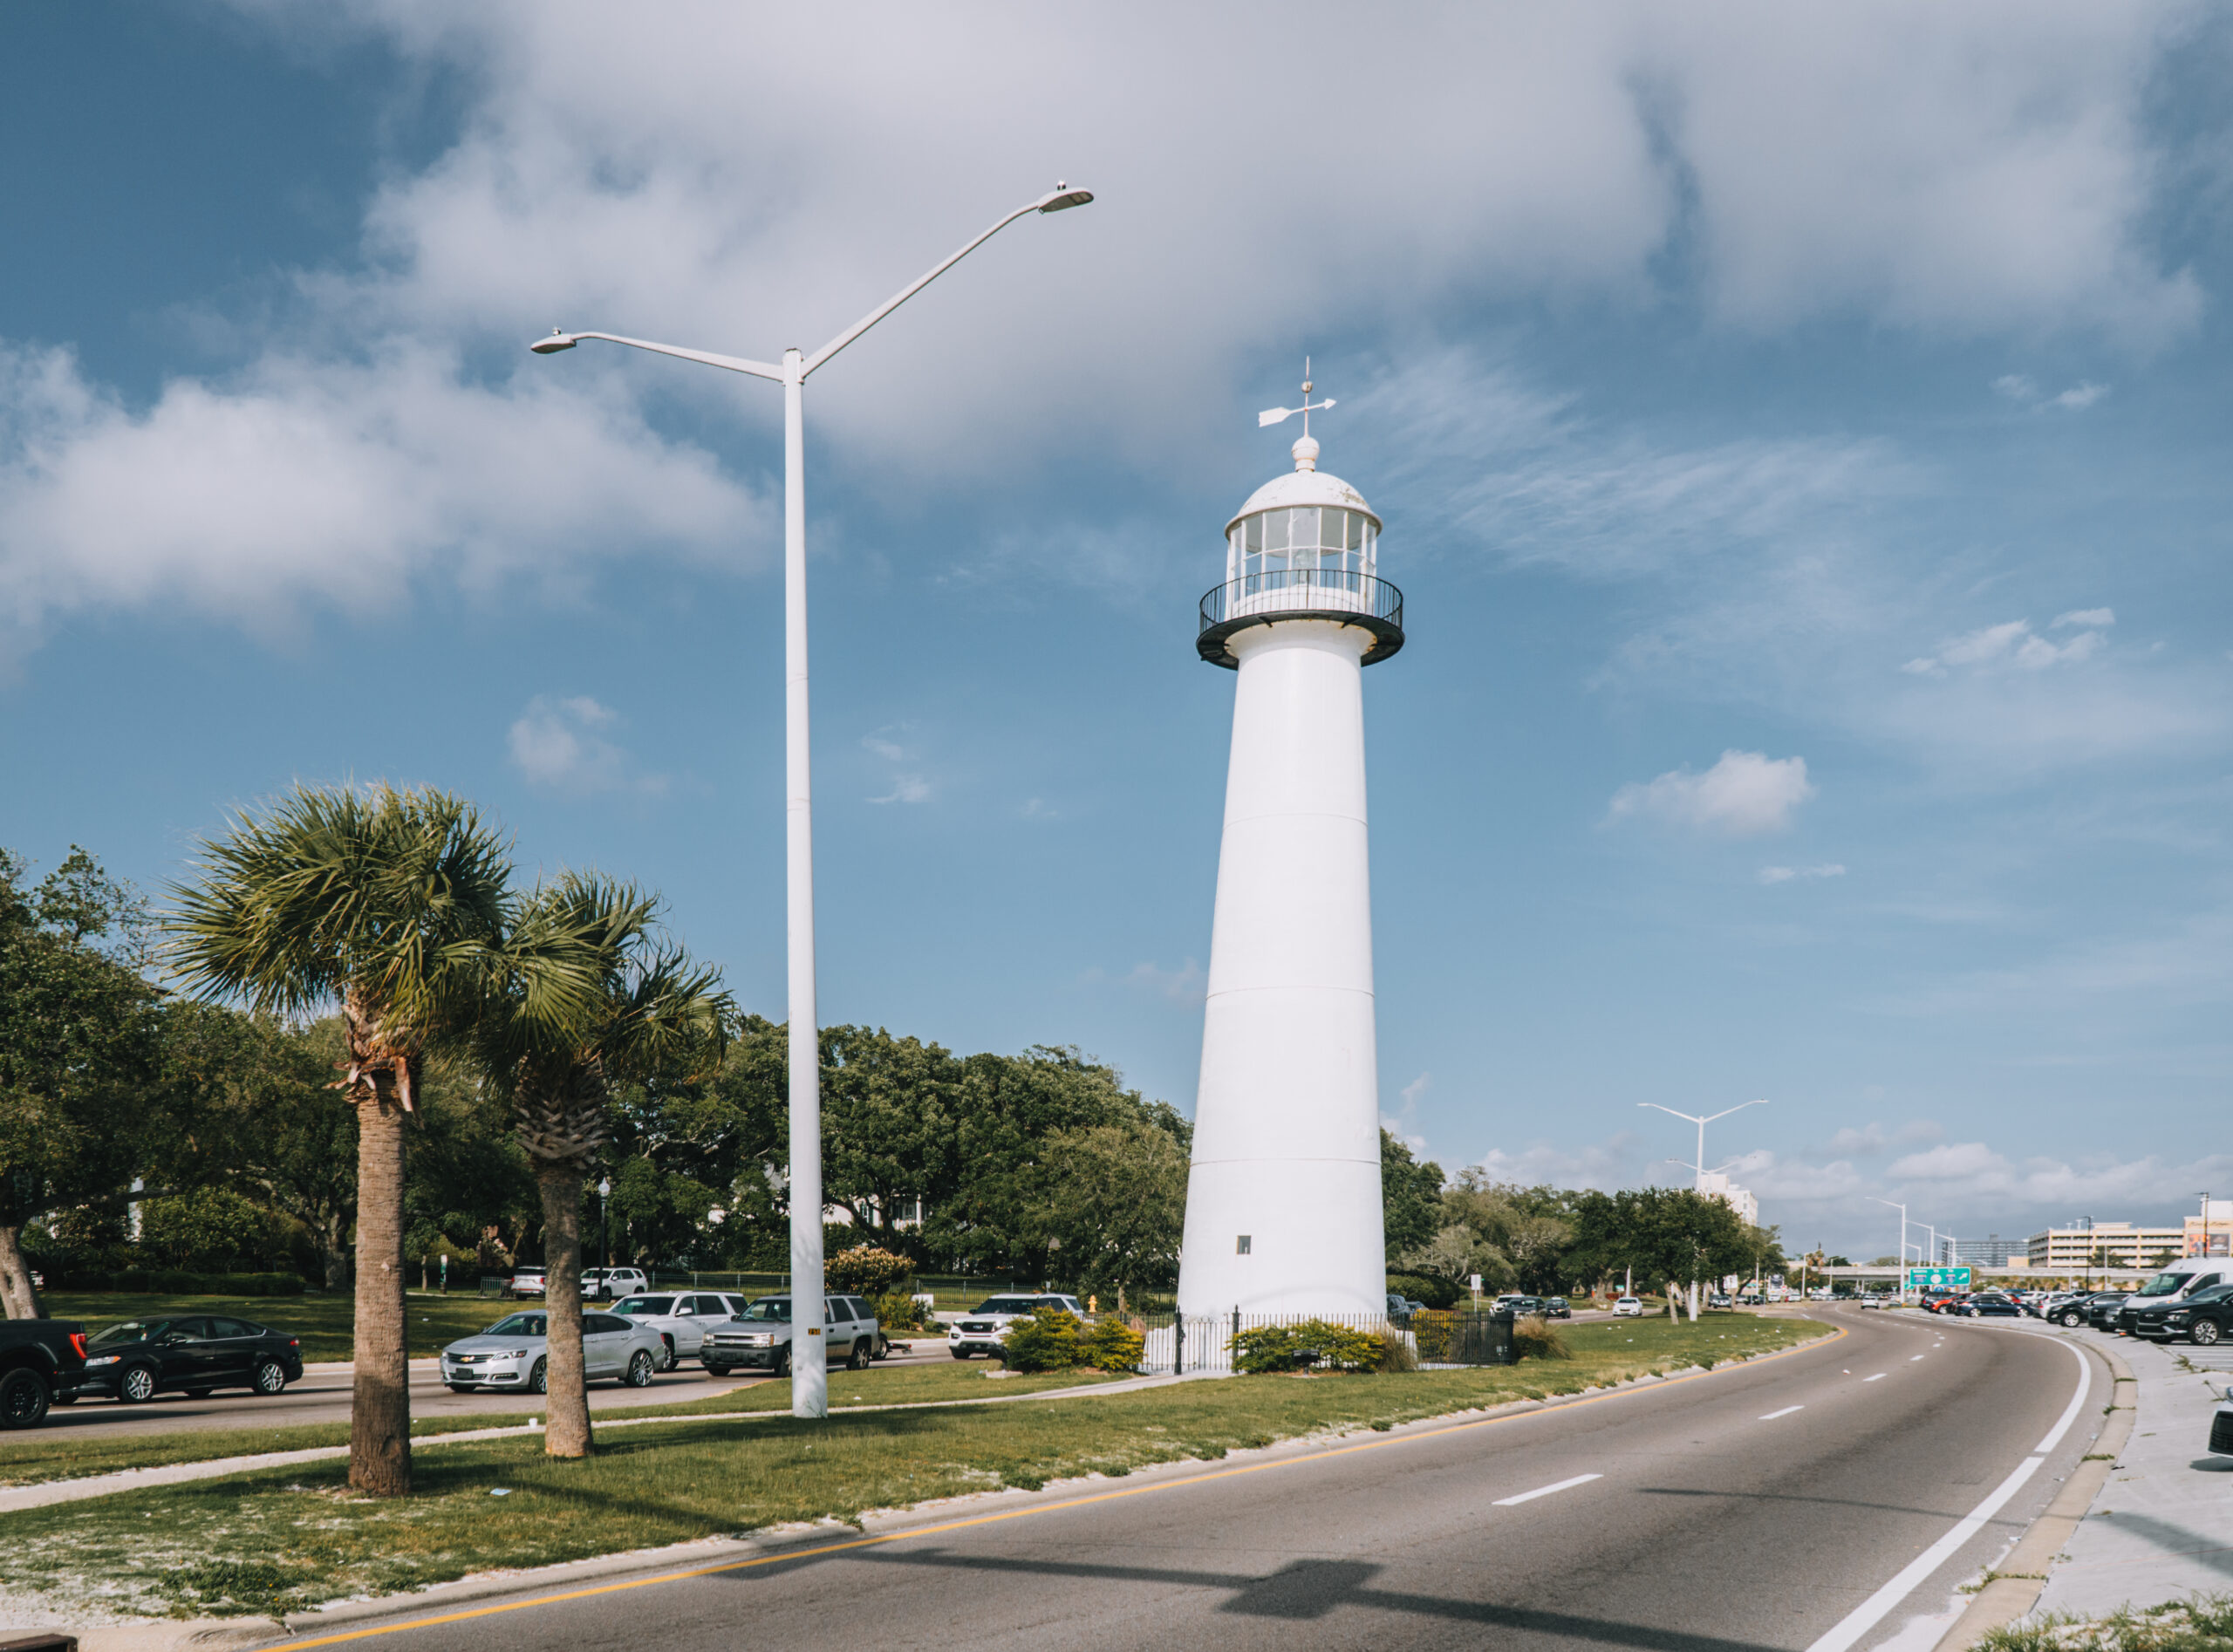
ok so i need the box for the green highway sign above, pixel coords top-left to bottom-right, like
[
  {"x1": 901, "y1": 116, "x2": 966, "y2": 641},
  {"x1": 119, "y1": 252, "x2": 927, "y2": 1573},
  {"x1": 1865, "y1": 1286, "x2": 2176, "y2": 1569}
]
[{"x1": 1907, "y1": 1266, "x2": 1973, "y2": 1289}]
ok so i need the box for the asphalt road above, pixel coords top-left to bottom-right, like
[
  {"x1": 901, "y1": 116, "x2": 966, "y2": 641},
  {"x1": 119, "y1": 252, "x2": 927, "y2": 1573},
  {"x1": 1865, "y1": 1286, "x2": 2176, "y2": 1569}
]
[
  {"x1": 38, "y1": 1339, "x2": 958, "y2": 1439},
  {"x1": 252, "y1": 1309, "x2": 2107, "y2": 1652}
]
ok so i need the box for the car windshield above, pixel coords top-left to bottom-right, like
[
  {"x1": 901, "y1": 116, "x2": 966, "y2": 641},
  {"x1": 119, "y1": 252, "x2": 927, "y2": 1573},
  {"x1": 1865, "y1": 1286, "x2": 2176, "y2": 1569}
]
[
  {"x1": 736, "y1": 1299, "x2": 791, "y2": 1322},
  {"x1": 612, "y1": 1296, "x2": 676, "y2": 1315},
  {"x1": 2134, "y1": 1272, "x2": 2190, "y2": 1298},
  {"x1": 973, "y1": 1298, "x2": 1041, "y2": 1314},
  {"x1": 482, "y1": 1314, "x2": 548, "y2": 1336},
  {"x1": 89, "y1": 1320, "x2": 164, "y2": 1348}
]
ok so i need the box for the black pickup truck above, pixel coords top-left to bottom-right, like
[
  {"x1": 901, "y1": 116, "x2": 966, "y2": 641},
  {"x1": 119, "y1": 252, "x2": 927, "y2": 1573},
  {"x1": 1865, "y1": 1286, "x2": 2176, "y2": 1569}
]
[{"x1": 1, "y1": 1317, "x2": 88, "y2": 1428}]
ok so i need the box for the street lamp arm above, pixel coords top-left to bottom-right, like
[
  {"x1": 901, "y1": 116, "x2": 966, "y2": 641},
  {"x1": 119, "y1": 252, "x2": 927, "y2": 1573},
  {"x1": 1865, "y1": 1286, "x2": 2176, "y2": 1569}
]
[
  {"x1": 531, "y1": 330, "x2": 788, "y2": 383},
  {"x1": 802, "y1": 187, "x2": 1089, "y2": 379}
]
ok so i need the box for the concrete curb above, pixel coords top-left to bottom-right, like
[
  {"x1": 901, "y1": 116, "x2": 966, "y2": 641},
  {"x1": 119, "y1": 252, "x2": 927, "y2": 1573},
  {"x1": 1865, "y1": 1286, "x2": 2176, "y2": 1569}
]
[{"x1": 1933, "y1": 1337, "x2": 2136, "y2": 1652}]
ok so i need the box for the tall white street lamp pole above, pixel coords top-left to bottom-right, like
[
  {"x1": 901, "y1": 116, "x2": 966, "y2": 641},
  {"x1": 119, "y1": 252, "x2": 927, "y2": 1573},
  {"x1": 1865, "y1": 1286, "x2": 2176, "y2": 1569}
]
[
  {"x1": 1869, "y1": 1197, "x2": 1909, "y2": 1300},
  {"x1": 1637, "y1": 1100, "x2": 1769, "y2": 1192},
  {"x1": 529, "y1": 182, "x2": 1094, "y2": 1419}
]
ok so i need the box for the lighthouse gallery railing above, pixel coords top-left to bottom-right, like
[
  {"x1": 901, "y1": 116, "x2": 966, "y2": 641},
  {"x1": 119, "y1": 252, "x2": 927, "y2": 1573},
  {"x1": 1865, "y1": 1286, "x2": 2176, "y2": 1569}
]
[{"x1": 1195, "y1": 569, "x2": 1405, "y2": 668}]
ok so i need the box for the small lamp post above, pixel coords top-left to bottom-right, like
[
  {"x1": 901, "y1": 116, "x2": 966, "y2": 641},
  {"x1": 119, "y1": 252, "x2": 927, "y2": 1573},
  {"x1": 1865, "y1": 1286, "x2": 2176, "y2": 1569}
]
[{"x1": 598, "y1": 1177, "x2": 612, "y2": 1283}]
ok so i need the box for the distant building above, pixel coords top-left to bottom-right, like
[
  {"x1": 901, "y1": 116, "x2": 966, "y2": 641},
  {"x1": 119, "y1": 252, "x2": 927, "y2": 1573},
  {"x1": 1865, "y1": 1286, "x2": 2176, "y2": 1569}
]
[
  {"x1": 2025, "y1": 1221, "x2": 2187, "y2": 1272},
  {"x1": 2185, "y1": 1198, "x2": 2233, "y2": 1257},
  {"x1": 1953, "y1": 1234, "x2": 2018, "y2": 1267},
  {"x1": 1696, "y1": 1171, "x2": 1759, "y2": 1228}
]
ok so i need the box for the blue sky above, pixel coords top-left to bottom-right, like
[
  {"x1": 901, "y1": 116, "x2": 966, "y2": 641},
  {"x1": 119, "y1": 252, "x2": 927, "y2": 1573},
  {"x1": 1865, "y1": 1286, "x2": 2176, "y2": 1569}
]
[{"x1": 3, "y1": 3, "x2": 2230, "y2": 1260}]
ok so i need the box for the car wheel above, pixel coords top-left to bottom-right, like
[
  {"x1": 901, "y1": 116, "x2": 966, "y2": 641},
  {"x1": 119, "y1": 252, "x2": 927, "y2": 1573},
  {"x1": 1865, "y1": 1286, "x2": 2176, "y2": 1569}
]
[
  {"x1": 875, "y1": 1335, "x2": 891, "y2": 1361},
  {"x1": 2195, "y1": 1320, "x2": 2223, "y2": 1347},
  {"x1": 529, "y1": 1358, "x2": 548, "y2": 1396},
  {"x1": 120, "y1": 1364, "x2": 159, "y2": 1404},
  {"x1": 625, "y1": 1349, "x2": 655, "y2": 1388},
  {"x1": 2059, "y1": 1310, "x2": 2082, "y2": 1328},
  {"x1": 773, "y1": 1348, "x2": 791, "y2": 1380},
  {"x1": 952, "y1": 1348, "x2": 972, "y2": 1360},
  {"x1": 252, "y1": 1358, "x2": 287, "y2": 1396},
  {"x1": 658, "y1": 1337, "x2": 679, "y2": 1373},
  {"x1": 0, "y1": 1367, "x2": 50, "y2": 1430},
  {"x1": 847, "y1": 1339, "x2": 871, "y2": 1371},
  {"x1": 704, "y1": 1363, "x2": 731, "y2": 1377}
]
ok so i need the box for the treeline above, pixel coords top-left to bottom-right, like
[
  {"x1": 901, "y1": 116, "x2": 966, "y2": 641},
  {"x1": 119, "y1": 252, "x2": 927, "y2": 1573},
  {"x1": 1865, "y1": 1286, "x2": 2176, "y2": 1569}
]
[
  {"x1": 3, "y1": 857, "x2": 1189, "y2": 1309},
  {"x1": 1380, "y1": 1135, "x2": 1787, "y2": 1301}
]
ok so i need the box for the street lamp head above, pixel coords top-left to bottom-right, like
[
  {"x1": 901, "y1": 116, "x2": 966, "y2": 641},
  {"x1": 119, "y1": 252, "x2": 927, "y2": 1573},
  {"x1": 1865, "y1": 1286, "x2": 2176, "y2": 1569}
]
[
  {"x1": 529, "y1": 329, "x2": 579, "y2": 354},
  {"x1": 1036, "y1": 181, "x2": 1095, "y2": 213}
]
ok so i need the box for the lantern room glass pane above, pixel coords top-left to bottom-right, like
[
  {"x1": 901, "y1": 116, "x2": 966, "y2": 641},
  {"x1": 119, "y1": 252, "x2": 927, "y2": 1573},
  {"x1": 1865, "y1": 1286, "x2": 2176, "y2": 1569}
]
[{"x1": 1245, "y1": 515, "x2": 1263, "y2": 554}]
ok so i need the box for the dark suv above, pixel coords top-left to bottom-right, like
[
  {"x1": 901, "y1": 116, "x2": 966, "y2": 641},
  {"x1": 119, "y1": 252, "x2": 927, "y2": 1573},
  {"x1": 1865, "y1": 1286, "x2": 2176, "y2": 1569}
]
[
  {"x1": 0, "y1": 1318, "x2": 87, "y2": 1429},
  {"x1": 2134, "y1": 1283, "x2": 2233, "y2": 1345},
  {"x1": 71, "y1": 1315, "x2": 304, "y2": 1403}
]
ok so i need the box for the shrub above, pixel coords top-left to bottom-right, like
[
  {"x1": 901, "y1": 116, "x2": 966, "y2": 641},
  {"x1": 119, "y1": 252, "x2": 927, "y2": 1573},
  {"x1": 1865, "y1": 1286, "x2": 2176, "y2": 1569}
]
[
  {"x1": 1378, "y1": 1329, "x2": 1418, "y2": 1373},
  {"x1": 1081, "y1": 1316, "x2": 1145, "y2": 1372},
  {"x1": 1387, "y1": 1272, "x2": 1461, "y2": 1311},
  {"x1": 1229, "y1": 1319, "x2": 1383, "y2": 1375},
  {"x1": 1410, "y1": 1308, "x2": 1456, "y2": 1362},
  {"x1": 1513, "y1": 1314, "x2": 1572, "y2": 1361},
  {"x1": 828, "y1": 1245, "x2": 914, "y2": 1296},
  {"x1": 1002, "y1": 1307, "x2": 1084, "y2": 1372},
  {"x1": 869, "y1": 1289, "x2": 936, "y2": 1331}
]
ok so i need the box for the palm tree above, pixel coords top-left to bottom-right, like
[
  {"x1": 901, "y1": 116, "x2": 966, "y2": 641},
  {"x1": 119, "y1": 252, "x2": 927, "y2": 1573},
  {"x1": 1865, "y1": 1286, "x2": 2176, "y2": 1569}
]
[
  {"x1": 473, "y1": 873, "x2": 727, "y2": 1458},
  {"x1": 168, "y1": 785, "x2": 514, "y2": 1497}
]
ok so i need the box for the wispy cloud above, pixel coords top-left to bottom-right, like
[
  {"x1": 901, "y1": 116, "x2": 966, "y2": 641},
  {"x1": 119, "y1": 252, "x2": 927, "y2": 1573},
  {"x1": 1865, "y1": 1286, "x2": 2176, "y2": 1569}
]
[
  {"x1": 1083, "y1": 959, "x2": 1205, "y2": 1006},
  {"x1": 1758, "y1": 864, "x2": 1846, "y2": 885},
  {"x1": 1992, "y1": 374, "x2": 2110, "y2": 412},
  {"x1": 860, "y1": 727, "x2": 930, "y2": 806},
  {"x1": 1609, "y1": 750, "x2": 1814, "y2": 836},
  {"x1": 1902, "y1": 616, "x2": 2109, "y2": 677},
  {"x1": 507, "y1": 694, "x2": 666, "y2": 795}
]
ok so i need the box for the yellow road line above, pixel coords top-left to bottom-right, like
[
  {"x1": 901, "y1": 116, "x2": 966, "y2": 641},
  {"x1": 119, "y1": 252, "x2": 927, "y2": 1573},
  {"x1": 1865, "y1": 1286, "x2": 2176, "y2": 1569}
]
[{"x1": 254, "y1": 1323, "x2": 1847, "y2": 1651}]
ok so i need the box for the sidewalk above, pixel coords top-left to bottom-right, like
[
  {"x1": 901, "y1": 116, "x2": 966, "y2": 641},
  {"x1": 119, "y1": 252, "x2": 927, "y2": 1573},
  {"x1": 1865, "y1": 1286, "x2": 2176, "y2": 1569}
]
[{"x1": 2032, "y1": 1331, "x2": 2233, "y2": 1617}]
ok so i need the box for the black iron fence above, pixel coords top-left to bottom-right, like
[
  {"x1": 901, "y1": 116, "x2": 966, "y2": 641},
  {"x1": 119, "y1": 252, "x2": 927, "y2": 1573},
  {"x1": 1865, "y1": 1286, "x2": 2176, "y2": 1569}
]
[{"x1": 1129, "y1": 1307, "x2": 1515, "y2": 1375}]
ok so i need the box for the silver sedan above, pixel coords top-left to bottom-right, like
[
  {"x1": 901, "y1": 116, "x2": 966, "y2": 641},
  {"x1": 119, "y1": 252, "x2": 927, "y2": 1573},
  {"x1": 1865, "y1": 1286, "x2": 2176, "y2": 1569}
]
[{"x1": 440, "y1": 1309, "x2": 667, "y2": 1395}]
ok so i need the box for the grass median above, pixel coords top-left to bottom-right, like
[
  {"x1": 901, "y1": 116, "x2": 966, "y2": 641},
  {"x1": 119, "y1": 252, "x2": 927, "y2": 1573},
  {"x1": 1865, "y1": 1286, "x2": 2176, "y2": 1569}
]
[
  {"x1": 0, "y1": 1362, "x2": 1122, "y2": 1488},
  {"x1": 0, "y1": 1314, "x2": 1827, "y2": 1621}
]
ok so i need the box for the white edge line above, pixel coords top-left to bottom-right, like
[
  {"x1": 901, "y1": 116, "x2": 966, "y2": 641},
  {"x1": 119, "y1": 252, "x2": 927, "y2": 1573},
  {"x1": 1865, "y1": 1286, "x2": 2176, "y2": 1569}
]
[
  {"x1": 1492, "y1": 1472, "x2": 1602, "y2": 1507},
  {"x1": 1759, "y1": 1405, "x2": 1804, "y2": 1420},
  {"x1": 1805, "y1": 1335, "x2": 2092, "y2": 1652}
]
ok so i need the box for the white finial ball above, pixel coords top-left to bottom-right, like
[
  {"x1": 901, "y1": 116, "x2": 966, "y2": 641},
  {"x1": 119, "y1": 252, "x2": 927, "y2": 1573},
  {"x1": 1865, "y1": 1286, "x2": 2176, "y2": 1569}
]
[{"x1": 1292, "y1": 434, "x2": 1320, "y2": 472}]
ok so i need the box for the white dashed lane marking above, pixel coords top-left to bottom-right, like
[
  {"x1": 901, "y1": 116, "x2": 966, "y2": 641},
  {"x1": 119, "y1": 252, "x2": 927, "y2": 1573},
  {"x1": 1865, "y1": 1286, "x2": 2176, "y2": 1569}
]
[
  {"x1": 1863, "y1": 1373, "x2": 1887, "y2": 1382},
  {"x1": 1758, "y1": 1405, "x2": 1804, "y2": 1421},
  {"x1": 1493, "y1": 1473, "x2": 1603, "y2": 1507}
]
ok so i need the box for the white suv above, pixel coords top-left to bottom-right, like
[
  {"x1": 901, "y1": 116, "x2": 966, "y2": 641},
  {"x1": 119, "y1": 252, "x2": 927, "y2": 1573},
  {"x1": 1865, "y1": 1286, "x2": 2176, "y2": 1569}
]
[
  {"x1": 583, "y1": 1267, "x2": 651, "y2": 1301},
  {"x1": 947, "y1": 1294, "x2": 1086, "y2": 1360},
  {"x1": 611, "y1": 1290, "x2": 748, "y2": 1369}
]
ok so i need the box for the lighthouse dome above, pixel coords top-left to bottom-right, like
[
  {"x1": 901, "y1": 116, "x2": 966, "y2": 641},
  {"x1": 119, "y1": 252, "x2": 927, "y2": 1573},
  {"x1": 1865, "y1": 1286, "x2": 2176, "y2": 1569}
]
[{"x1": 1225, "y1": 437, "x2": 1379, "y2": 536}]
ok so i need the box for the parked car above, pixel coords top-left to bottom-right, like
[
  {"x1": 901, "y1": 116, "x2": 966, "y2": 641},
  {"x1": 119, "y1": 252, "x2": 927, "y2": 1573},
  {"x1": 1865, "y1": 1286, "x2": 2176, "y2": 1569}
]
[
  {"x1": 2086, "y1": 1293, "x2": 2133, "y2": 1332},
  {"x1": 611, "y1": 1291, "x2": 749, "y2": 1369},
  {"x1": 1706, "y1": 1293, "x2": 1734, "y2": 1311},
  {"x1": 2115, "y1": 1259, "x2": 2233, "y2": 1337},
  {"x1": 700, "y1": 1295, "x2": 881, "y2": 1376},
  {"x1": 2046, "y1": 1291, "x2": 2116, "y2": 1328},
  {"x1": 440, "y1": 1310, "x2": 664, "y2": 1393},
  {"x1": 0, "y1": 1317, "x2": 87, "y2": 1429},
  {"x1": 1543, "y1": 1296, "x2": 1573, "y2": 1320},
  {"x1": 581, "y1": 1267, "x2": 651, "y2": 1301},
  {"x1": 1859, "y1": 1294, "x2": 1888, "y2": 1308},
  {"x1": 1612, "y1": 1296, "x2": 1643, "y2": 1318},
  {"x1": 1384, "y1": 1293, "x2": 1417, "y2": 1326},
  {"x1": 2212, "y1": 1390, "x2": 2233, "y2": 1458},
  {"x1": 1963, "y1": 1296, "x2": 2025, "y2": 1319},
  {"x1": 507, "y1": 1268, "x2": 548, "y2": 1299},
  {"x1": 70, "y1": 1315, "x2": 302, "y2": 1405},
  {"x1": 2133, "y1": 1283, "x2": 2233, "y2": 1345},
  {"x1": 946, "y1": 1294, "x2": 1086, "y2": 1360}
]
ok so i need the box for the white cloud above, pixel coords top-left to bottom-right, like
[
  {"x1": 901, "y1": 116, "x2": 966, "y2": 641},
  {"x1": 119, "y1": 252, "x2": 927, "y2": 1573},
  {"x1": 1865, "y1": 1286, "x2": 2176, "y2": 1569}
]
[
  {"x1": 1902, "y1": 616, "x2": 2107, "y2": 677},
  {"x1": 1758, "y1": 863, "x2": 1846, "y2": 884},
  {"x1": 1990, "y1": 374, "x2": 2113, "y2": 411},
  {"x1": 0, "y1": 342, "x2": 763, "y2": 659},
  {"x1": 1096, "y1": 959, "x2": 1204, "y2": 1006},
  {"x1": 860, "y1": 727, "x2": 930, "y2": 804},
  {"x1": 1609, "y1": 749, "x2": 1815, "y2": 836},
  {"x1": 868, "y1": 775, "x2": 930, "y2": 807},
  {"x1": 507, "y1": 694, "x2": 664, "y2": 794}
]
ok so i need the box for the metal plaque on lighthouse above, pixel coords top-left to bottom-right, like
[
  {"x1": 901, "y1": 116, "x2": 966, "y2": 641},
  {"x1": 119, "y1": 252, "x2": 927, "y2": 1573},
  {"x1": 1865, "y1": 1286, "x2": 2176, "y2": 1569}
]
[{"x1": 1178, "y1": 370, "x2": 1404, "y2": 1320}]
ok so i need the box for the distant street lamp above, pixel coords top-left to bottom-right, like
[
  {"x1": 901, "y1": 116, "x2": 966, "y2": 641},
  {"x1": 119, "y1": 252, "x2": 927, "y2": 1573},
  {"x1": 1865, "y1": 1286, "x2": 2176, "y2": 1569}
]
[
  {"x1": 1869, "y1": 1197, "x2": 1909, "y2": 1300},
  {"x1": 531, "y1": 184, "x2": 1094, "y2": 1419},
  {"x1": 598, "y1": 1176, "x2": 611, "y2": 1280},
  {"x1": 1637, "y1": 1100, "x2": 1769, "y2": 1194}
]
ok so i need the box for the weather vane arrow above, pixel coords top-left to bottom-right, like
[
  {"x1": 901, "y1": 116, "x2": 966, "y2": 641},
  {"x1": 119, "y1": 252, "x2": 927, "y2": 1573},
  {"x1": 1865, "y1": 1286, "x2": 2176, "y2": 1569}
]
[{"x1": 1258, "y1": 355, "x2": 1335, "y2": 434}]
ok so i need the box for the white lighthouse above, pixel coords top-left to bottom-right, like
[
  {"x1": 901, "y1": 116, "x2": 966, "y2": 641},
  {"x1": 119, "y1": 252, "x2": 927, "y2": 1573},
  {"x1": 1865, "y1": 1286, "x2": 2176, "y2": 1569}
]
[{"x1": 1177, "y1": 374, "x2": 1403, "y2": 1320}]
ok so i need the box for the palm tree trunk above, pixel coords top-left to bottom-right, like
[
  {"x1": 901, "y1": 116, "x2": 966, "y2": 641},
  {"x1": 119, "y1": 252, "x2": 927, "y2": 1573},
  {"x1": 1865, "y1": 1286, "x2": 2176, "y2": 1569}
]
[
  {"x1": 0, "y1": 1223, "x2": 45, "y2": 1320},
  {"x1": 349, "y1": 1094, "x2": 412, "y2": 1496},
  {"x1": 537, "y1": 1167, "x2": 592, "y2": 1458}
]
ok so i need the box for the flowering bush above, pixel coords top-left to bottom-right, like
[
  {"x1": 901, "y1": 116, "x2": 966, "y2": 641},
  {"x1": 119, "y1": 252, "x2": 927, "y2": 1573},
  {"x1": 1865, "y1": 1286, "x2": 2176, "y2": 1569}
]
[{"x1": 1228, "y1": 1319, "x2": 1383, "y2": 1374}]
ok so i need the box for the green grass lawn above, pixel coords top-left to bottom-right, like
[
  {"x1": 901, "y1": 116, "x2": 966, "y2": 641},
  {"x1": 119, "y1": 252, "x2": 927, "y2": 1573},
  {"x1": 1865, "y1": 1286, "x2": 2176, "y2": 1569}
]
[
  {"x1": 41, "y1": 1291, "x2": 522, "y2": 1365},
  {"x1": 0, "y1": 1362, "x2": 1125, "y2": 1488},
  {"x1": 0, "y1": 1314, "x2": 1828, "y2": 1621}
]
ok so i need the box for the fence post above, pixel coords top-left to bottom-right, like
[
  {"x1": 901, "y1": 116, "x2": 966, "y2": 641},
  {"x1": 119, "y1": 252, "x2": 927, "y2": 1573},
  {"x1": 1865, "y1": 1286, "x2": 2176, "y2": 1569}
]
[
  {"x1": 1173, "y1": 1315, "x2": 1184, "y2": 1376},
  {"x1": 1230, "y1": 1305, "x2": 1239, "y2": 1370}
]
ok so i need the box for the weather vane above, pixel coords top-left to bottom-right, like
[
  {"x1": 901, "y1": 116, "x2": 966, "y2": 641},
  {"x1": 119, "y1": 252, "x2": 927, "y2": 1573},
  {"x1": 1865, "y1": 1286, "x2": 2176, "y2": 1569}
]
[{"x1": 1257, "y1": 356, "x2": 1335, "y2": 437}]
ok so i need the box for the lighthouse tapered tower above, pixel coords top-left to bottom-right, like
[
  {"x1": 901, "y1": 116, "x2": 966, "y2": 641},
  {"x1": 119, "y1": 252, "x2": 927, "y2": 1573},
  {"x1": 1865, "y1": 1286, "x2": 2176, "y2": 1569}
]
[{"x1": 1178, "y1": 385, "x2": 1403, "y2": 1319}]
